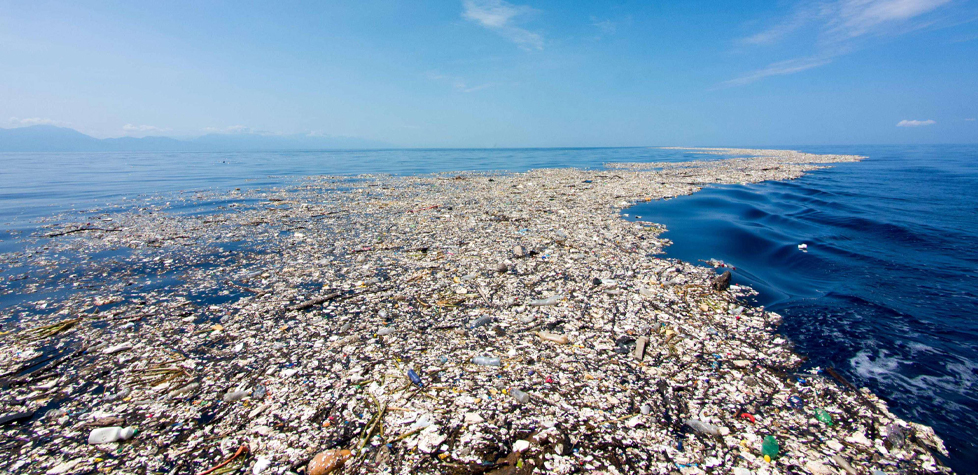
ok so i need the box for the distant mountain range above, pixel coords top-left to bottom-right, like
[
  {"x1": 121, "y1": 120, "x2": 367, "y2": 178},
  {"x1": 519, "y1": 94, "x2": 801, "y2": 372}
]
[{"x1": 0, "y1": 125, "x2": 393, "y2": 152}]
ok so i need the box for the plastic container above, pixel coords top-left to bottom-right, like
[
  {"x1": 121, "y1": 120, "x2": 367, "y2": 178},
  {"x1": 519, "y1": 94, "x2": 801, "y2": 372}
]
[
  {"x1": 510, "y1": 388, "x2": 530, "y2": 404},
  {"x1": 471, "y1": 356, "x2": 502, "y2": 366},
  {"x1": 102, "y1": 343, "x2": 133, "y2": 354},
  {"x1": 536, "y1": 332, "x2": 570, "y2": 344},
  {"x1": 468, "y1": 316, "x2": 493, "y2": 330},
  {"x1": 88, "y1": 426, "x2": 137, "y2": 444},
  {"x1": 685, "y1": 418, "x2": 720, "y2": 436},
  {"x1": 761, "y1": 435, "x2": 779, "y2": 460},
  {"x1": 815, "y1": 408, "x2": 833, "y2": 425},
  {"x1": 407, "y1": 369, "x2": 422, "y2": 387},
  {"x1": 528, "y1": 295, "x2": 562, "y2": 306},
  {"x1": 223, "y1": 390, "x2": 248, "y2": 402}
]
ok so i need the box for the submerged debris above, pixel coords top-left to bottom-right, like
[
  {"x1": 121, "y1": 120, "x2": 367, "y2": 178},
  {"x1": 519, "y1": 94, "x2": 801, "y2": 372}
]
[{"x1": 0, "y1": 148, "x2": 951, "y2": 474}]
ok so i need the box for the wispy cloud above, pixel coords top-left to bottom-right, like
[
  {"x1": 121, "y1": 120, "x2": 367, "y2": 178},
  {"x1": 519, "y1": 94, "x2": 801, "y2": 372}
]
[
  {"x1": 462, "y1": 0, "x2": 543, "y2": 50},
  {"x1": 719, "y1": 56, "x2": 832, "y2": 88},
  {"x1": 965, "y1": 118, "x2": 977, "y2": 121},
  {"x1": 950, "y1": 32, "x2": 978, "y2": 43},
  {"x1": 727, "y1": 0, "x2": 956, "y2": 86},
  {"x1": 826, "y1": 0, "x2": 951, "y2": 41},
  {"x1": 9, "y1": 116, "x2": 69, "y2": 127},
  {"x1": 897, "y1": 119, "x2": 936, "y2": 127},
  {"x1": 426, "y1": 71, "x2": 496, "y2": 93},
  {"x1": 741, "y1": 6, "x2": 816, "y2": 45},
  {"x1": 122, "y1": 124, "x2": 170, "y2": 134},
  {"x1": 592, "y1": 18, "x2": 617, "y2": 35}
]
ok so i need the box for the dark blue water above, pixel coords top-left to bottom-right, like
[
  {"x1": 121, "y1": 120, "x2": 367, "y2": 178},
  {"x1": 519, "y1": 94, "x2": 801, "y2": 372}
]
[{"x1": 624, "y1": 145, "x2": 978, "y2": 472}]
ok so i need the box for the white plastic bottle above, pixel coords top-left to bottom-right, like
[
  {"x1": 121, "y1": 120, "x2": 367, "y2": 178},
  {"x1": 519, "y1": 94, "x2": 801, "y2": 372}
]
[{"x1": 88, "y1": 426, "x2": 137, "y2": 444}]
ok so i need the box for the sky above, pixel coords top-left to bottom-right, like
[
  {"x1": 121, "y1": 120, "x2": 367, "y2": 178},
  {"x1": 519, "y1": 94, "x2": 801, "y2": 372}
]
[{"x1": 1, "y1": 0, "x2": 976, "y2": 147}]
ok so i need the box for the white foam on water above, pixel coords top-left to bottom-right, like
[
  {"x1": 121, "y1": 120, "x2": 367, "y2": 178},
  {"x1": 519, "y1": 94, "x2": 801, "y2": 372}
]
[
  {"x1": 850, "y1": 348, "x2": 978, "y2": 410},
  {"x1": 851, "y1": 349, "x2": 902, "y2": 381}
]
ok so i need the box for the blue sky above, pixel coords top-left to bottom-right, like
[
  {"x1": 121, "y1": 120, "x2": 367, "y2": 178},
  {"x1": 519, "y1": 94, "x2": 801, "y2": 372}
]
[{"x1": 1, "y1": 0, "x2": 976, "y2": 147}]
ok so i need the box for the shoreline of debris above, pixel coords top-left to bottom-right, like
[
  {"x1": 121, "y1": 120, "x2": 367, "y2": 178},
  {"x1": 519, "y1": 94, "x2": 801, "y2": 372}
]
[{"x1": 0, "y1": 148, "x2": 952, "y2": 474}]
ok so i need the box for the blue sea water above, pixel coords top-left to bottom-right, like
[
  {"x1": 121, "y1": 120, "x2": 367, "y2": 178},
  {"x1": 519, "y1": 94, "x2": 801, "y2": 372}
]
[
  {"x1": 624, "y1": 145, "x2": 978, "y2": 472},
  {"x1": 0, "y1": 147, "x2": 716, "y2": 229},
  {"x1": 1, "y1": 145, "x2": 976, "y2": 471}
]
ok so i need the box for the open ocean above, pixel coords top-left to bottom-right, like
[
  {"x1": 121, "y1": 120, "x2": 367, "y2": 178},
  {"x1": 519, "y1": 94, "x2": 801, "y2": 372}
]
[{"x1": 2, "y1": 145, "x2": 976, "y2": 471}]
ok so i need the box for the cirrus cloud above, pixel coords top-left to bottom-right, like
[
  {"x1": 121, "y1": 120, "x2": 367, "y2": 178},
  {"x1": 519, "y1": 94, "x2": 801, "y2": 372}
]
[
  {"x1": 462, "y1": 0, "x2": 543, "y2": 51},
  {"x1": 896, "y1": 119, "x2": 936, "y2": 127},
  {"x1": 727, "y1": 0, "x2": 957, "y2": 86}
]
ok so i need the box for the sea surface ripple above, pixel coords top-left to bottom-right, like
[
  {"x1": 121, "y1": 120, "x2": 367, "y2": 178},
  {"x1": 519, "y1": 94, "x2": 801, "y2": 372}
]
[{"x1": 624, "y1": 145, "x2": 978, "y2": 472}]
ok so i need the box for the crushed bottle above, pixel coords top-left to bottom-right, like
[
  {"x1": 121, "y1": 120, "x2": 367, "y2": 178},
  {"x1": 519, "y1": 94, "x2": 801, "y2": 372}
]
[{"x1": 471, "y1": 356, "x2": 502, "y2": 366}]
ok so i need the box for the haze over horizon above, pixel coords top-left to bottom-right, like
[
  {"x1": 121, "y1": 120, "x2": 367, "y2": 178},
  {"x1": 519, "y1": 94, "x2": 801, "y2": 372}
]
[{"x1": 2, "y1": 0, "x2": 977, "y2": 147}]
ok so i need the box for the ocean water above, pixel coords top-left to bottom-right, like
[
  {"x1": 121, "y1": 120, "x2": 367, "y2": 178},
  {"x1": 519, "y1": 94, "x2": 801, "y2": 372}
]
[
  {"x1": 0, "y1": 147, "x2": 716, "y2": 229},
  {"x1": 623, "y1": 145, "x2": 978, "y2": 472},
  {"x1": 2, "y1": 146, "x2": 976, "y2": 470}
]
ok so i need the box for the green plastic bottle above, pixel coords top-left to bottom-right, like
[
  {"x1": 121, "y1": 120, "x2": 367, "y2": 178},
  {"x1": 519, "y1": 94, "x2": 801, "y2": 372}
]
[
  {"x1": 815, "y1": 408, "x2": 833, "y2": 425},
  {"x1": 761, "y1": 435, "x2": 779, "y2": 461}
]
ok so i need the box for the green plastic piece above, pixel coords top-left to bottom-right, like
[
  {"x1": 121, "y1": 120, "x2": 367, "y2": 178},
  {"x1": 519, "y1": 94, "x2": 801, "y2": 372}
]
[
  {"x1": 815, "y1": 408, "x2": 833, "y2": 425},
  {"x1": 761, "y1": 435, "x2": 779, "y2": 458}
]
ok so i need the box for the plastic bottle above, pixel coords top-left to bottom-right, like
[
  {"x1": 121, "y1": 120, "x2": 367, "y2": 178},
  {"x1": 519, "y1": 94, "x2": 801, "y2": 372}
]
[
  {"x1": 815, "y1": 408, "x2": 833, "y2": 425},
  {"x1": 171, "y1": 382, "x2": 199, "y2": 397},
  {"x1": 761, "y1": 435, "x2": 779, "y2": 461},
  {"x1": 377, "y1": 327, "x2": 395, "y2": 336},
  {"x1": 407, "y1": 369, "x2": 422, "y2": 387},
  {"x1": 88, "y1": 426, "x2": 137, "y2": 444},
  {"x1": 102, "y1": 343, "x2": 133, "y2": 354},
  {"x1": 528, "y1": 295, "x2": 562, "y2": 306},
  {"x1": 223, "y1": 390, "x2": 248, "y2": 402},
  {"x1": 684, "y1": 418, "x2": 720, "y2": 436},
  {"x1": 468, "y1": 316, "x2": 493, "y2": 330},
  {"x1": 788, "y1": 395, "x2": 804, "y2": 409},
  {"x1": 471, "y1": 356, "x2": 502, "y2": 366},
  {"x1": 884, "y1": 423, "x2": 907, "y2": 448},
  {"x1": 536, "y1": 331, "x2": 570, "y2": 344},
  {"x1": 103, "y1": 388, "x2": 131, "y2": 402},
  {"x1": 307, "y1": 449, "x2": 352, "y2": 475},
  {"x1": 510, "y1": 388, "x2": 530, "y2": 404}
]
